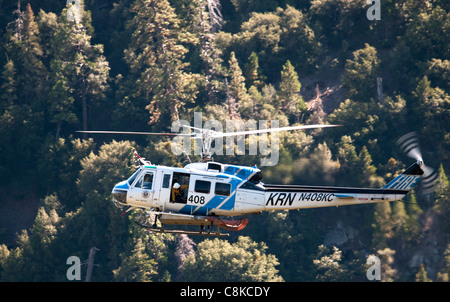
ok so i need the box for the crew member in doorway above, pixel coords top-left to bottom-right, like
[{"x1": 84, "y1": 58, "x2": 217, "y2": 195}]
[{"x1": 172, "y1": 180, "x2": 188, "y2": 203}]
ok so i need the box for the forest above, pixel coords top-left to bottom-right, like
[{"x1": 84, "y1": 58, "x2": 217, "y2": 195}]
[{"x1": 0, "y1": 0, "x2": 448, "y2": 282}]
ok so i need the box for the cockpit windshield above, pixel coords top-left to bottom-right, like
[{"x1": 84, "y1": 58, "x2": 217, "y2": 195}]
[{"x1": 127, "y1": 169, "x2": 141, "y2": 185}]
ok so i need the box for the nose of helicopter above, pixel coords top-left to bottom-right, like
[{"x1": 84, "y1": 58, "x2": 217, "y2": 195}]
[{"x1": 112, "y1": 181, "x2": 128, "y2": 205}]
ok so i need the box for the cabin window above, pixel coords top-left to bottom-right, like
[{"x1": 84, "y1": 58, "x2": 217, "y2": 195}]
[
  {"x1": 207, "y1": 162, "x2": 222, "y2": 172},
  {"x1": 162, "y1": 174, "x2": 171, "y2": 188},
  {"x1": 195, "y1": 180, "x2": 211, "y2": 194},
  {"x1": 215, "y1": 182, "x2": 231, "y2": 196}
]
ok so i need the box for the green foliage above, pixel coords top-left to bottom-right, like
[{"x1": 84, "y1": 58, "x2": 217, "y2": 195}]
[
  {"x1": 181, "y1": 236, "x2": 283, "y2": 282},
  {"x1": 342, "y1": 43, "x2": 380, "y2": 100},
  {"x1": 123, "y1": 0, "x2": 199, "y2": 125},
  {"x1": 313, "y1": 245, "x2": 349, "y2": 281},
  {"x1": 277, "y1": 60, "x2": 306, "y2": 122}
]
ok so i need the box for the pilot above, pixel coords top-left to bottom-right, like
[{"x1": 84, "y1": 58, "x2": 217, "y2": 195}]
[{"x1": 172, "y1": 181, "x2": 188, "y2": 203}]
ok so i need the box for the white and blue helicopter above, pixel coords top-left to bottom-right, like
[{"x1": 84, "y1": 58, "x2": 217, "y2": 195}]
[{"x1": 79, "y1": 127, "x2": 436, "y2": 237}]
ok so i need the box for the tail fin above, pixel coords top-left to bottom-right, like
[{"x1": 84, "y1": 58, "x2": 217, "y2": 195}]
[{"x1": 383, "y1": 161, "x2": 424, "y2": 191}]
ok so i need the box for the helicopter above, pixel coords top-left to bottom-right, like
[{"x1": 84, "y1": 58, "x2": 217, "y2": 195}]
[{"x1": 79, "y1": 125, "x2": 435, "y2": 237}]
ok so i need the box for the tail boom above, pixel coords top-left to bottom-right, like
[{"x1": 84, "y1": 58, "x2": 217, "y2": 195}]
[
  {"x1": 263, "y1": 161, "x2": 423, "y2": 211},
  {"x1": 263, "y1": 185, "x2": 407, "y2": 210}
]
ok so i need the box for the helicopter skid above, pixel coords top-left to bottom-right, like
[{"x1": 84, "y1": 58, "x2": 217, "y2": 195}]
[{"x1": 135, "y1": 222, "x2": 230, "y2": 237}]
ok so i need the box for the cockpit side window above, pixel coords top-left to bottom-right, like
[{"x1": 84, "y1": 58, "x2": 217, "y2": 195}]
[{"x1": 135, "y1": 172, "x2": 154, "y2": 189}]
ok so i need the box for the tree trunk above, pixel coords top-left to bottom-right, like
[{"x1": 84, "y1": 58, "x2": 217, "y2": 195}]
[{"x1": 82, "y1": 78, "x2": 88, "y2": 139}]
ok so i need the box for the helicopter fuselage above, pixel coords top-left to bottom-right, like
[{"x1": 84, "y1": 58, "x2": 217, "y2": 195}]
[
  {"x1": 112, "y1": 161, "x2": 420, "y2": 223},
  {"x1": 112, "y1": 162, "x2": 266, "y2": 217}
]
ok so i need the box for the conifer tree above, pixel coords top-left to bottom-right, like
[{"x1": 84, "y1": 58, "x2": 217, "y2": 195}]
[
  {"x1": 336, "y1": 136, "x2": 360, "y2": 185},
  {"x1": 436, "y1": 245, "x2": 450, "y2": 282},
  {"x1": 277, "y1": 60, "x2": 306, "y2": 121},
  {"x1": 4, "y1": 3, "x2": 48, "y2": 108},
  {"x1": 415, "y1": 263, "x2": 431, "y2": 282},
  {"x1": 0, "y1": 60, "x2": 17, "y2": 108},
  {"x1": 113, "y1": 238, "x2": 157, "y2": 281},
  {"x1": 433, "y1": 164, "x2": 450, "y2": 232},
  {"x1": 124, "y1": 0, "x2": 198, "y2": 125},
  {"x1": 0, "y1": 3, "x2": 48, "y2": 185},
  {"x1": 372, "y1": 202, "x2": 394, "y2": 250},
  {"x1": 404, "y1": 192, "x2": 423, "y2": 243},
  {"x1": 244, "y1": 52, "x2": 265, "y2": 89},
  {"x1": 49, "y1": 1, "x2": 109, "y2": 136},
  {"x1": 227, "y1": 51, "x2": 251, "y2": 117},
  {"x1": 342, "y1": 43, "x2": 380, "y2": 101},
  {"x1": 313, "y1": 245, "x2": 349, "y2": 281},
  {"x1": 195, "y1": 0, "x2": 224, "y2": 104}
]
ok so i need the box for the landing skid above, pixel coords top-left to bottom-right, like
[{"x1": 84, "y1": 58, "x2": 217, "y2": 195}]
[{"x1": 135, "y1": 222, "x2": 230, "y2": 238}]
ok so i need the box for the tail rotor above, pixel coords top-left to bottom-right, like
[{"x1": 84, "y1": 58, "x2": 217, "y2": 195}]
[{"x1": 397, "y1": 132, "x2": 438, "y2": 194}]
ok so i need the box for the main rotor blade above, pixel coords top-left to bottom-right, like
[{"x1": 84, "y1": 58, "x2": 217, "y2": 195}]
[
  {"x1": 181, "y1": 125, "x2": 204, "y2": 132},
  {"x1": 78, "y1": 124, "x2": 339, "y2": 138},
  {"x1": 77, "y1": 130, "x2": 193, "y2": 136},
  {"x1": 212, "y1": 124, "x2": 340, "y2": 137}
]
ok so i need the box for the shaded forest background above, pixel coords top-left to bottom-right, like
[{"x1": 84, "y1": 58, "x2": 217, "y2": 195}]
[{"x1": 0, "y1": 0, "x2": 449, "y2": 282}]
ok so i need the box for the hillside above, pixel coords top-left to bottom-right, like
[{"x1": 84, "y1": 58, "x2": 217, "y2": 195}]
[{"x1": 0, "y1": 0, "x2": 449, "y2": 282}]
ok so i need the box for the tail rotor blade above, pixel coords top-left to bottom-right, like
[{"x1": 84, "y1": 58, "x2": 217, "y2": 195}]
[
  {"x1": 397, "y1": 132, "x2": 422, "y2": 161},
  {"x1": 421, "y1": 165, "x2": 438, "y2": 194},
  {"x1": 397, "y1": 131, "x2": 437, "y2": 194}
]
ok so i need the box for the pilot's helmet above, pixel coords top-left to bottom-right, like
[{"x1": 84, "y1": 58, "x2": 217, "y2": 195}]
[{"x1": 173, "y1": 183, "x2": 181, "y2": 189}]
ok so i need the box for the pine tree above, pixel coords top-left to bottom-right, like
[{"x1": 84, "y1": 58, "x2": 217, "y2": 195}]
[
  {"x1": 124, "y1": 0, "x2": 198, "y2": 125},
  {"x1": 377, "y1": 248, "x2": 397, "y2": 281},
  {"x1": 313, "y1": 245, "x2": 349, "y2": 281},
  {"x1": 433, "y1": 164, "x2": 450, "y2": 232},
  {"x1": 244, "y1": 52, "x2": 265, "y2": 89},
  {"x1": 372, "y1": 202, "x2": 393, "y2": 250},
  {"x1": 404, "y1": 193, "x2": 423, "y2": 243},
  {"x1": 195, "y1": 0, "x2": 224, "y2": 103},
  {"x1": 5, "y1": 3, "x2": 47, "y2": 109},
  {"x1": 113, "y1": 238, "x2": 157, "y2": 281},
  {"x1": 415, "y1": 263, "x2": 431, "y2": 282},
  {"x1": 0, "y1": 60, "x2": 17, "y2": 108},
  {"x1": 48, "y1": 72, "x2": 76, "y2": 139},
  {"x1": 277, "y1": 60, "x2": 306, "y2": 121},
  {"x1": 49, "y1": 1, "x2": 109, "y2": 136},
  {"x1": 342, "y1": 43, "x2": 380, "y2": 101},
  {"x1": 358, "y1": 146, "x2": 381, "y2": 187},
  {"x1": 227, "y1": 51, "x2": 251, "y2": 117},
  {"x1": 436, "y1": 245, "x2": 450, "y2": 282},
  {"x1": 412, "y1": 77, "x2": 450, "y2": 154},
  {"x1": 336, "y1": 136, "x2": 360, "y2": 185},
  {"x1": 0, "y1": 3, "x2": 48, "y2": 185}
]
